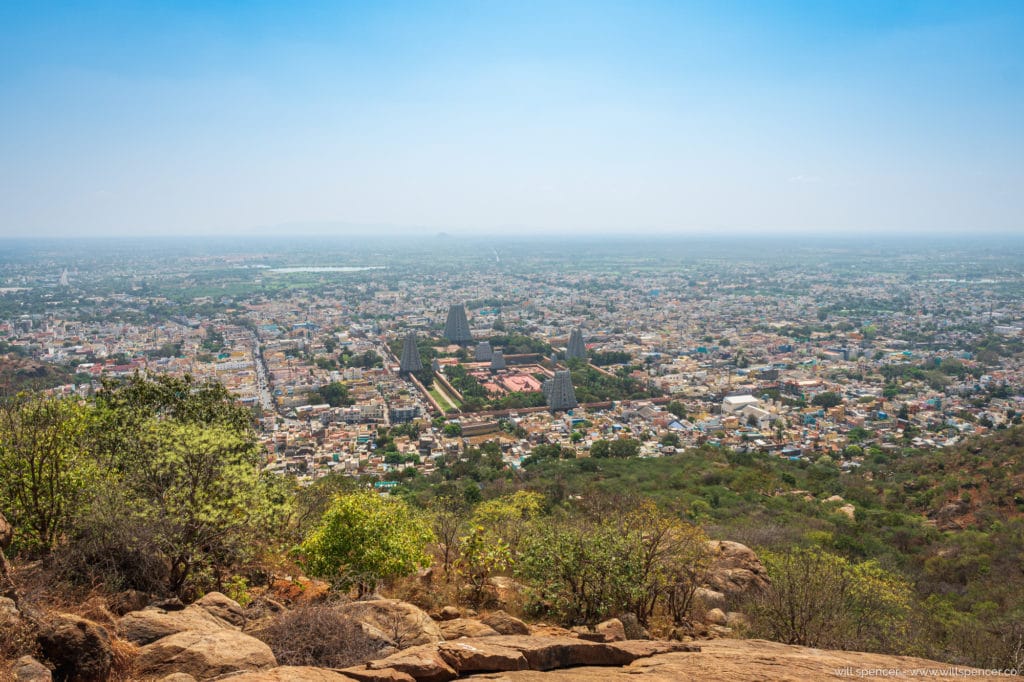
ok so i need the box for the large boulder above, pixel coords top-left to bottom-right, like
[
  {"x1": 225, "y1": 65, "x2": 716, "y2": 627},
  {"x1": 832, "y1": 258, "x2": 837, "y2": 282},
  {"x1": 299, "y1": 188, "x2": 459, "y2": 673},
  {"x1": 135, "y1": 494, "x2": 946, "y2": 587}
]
[
  {"x1": 486, "y1": 576, "x2": 523, "y2": 608},
  {"x1": 704, "y1": 540, "x2": 770, "y2": 596},
  {"x1": 693, "y1": 587, "x2": 727, "y2": 612},
  {"x1": 336, "y1": 599, "x2": 444, "y2": 648},
  {"x1": 36, "y1": 613, "x2": 112, "y2": 682},
  {"x1": 704, "y1": 608, "x2": 727, "y2": 626},
  {"x1": 134, "y1": 630, "x2": 276, "y2": 680},
  {"x1": 108, "y1": 589, "x2": 151, "y2": 616},
  {"x1": 480, "y1": 611, "x2": 530, "y2": 636},
  {"x1": 438, "y1": 618, "x2": 499, "y2": 639},
  {"x1": 117, "y1": 604, "x2": 236, "y2": 645},
  {"x1": 434, "y1": 606, "x2": 460, "y2": 621},
  {"x1": 193, "y1": 592, "x2": 246, "y2": 628},
  {"x1": 594, "y1": 618, "x2": 626, "y2": 642}
]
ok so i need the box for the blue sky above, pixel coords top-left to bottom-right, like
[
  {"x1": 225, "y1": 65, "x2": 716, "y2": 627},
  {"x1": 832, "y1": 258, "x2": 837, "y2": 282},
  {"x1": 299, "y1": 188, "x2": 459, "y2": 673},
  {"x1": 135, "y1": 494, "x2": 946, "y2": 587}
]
[{"x1": 1, "y1": 1, "x2": 1022, "y2": 237}]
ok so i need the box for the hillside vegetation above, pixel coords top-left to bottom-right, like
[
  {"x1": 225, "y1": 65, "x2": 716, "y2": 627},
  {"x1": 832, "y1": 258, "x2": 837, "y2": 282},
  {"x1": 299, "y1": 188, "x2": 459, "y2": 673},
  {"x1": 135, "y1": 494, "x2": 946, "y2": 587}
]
[{"x1": 1, "y1": 377, "x2": 1023, "y2": 674}]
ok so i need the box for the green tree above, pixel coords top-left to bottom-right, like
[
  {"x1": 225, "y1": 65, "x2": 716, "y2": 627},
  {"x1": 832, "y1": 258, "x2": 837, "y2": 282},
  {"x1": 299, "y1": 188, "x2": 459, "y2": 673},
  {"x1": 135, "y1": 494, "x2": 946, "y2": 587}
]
[
  {"x1": 0, "y1": 395, "x2": 95, "y2": 555},
  {"x1": 518, "y1": 516, "x2": 639, "y2": 625},
  {"x1": 609, "y1": 438, "x2": 641, "y2": 458},
  {"x1": 746, "y1": 547, "x2": 911, "y2": 652},
  {"x1": 812, "y1": 392, "x2": 843, "y2": 409},
  {"x1": 314, "y1": 382, "x2": 355, "y2": 407},
  {"x1": 300, "y1": 491, "x2": 433, "y2": 597},
  {"x1": 590, "y1": 439, "x2": 610, "y2": 458},
  {"x1": 117, "y1": 419, "x2": 273, "y2": 595},
  {"x1": 667, "y1": 400, "x2": 687, "y2": 419}
]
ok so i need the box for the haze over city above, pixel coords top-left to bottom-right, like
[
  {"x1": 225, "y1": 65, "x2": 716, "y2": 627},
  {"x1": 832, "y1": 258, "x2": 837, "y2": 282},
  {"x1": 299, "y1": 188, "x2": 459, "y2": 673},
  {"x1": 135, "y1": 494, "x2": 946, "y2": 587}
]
[{"x1": 2, "y1": 0, "x2": 1022, "y2": 239}]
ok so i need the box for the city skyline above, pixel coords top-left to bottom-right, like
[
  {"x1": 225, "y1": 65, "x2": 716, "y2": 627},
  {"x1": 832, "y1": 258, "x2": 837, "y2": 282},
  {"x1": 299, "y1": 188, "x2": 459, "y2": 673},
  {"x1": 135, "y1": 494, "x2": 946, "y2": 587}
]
[{"x1": 1, "y1": 1, "x2": 1022, "y2": 238}]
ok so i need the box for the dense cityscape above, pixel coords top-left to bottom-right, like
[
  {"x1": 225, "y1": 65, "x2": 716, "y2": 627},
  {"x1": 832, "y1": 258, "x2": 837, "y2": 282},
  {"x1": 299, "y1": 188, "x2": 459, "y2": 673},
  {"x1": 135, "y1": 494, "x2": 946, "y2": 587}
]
[{"x1": 3, "y1": 236, "x2": 1021, "y2": 486}]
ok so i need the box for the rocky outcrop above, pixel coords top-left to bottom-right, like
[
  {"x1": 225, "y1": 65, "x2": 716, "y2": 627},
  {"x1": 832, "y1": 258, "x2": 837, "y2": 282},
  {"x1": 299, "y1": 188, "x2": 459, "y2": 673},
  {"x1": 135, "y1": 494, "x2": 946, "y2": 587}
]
[
  {"x1": 704, "y1": 541, "x2": 769, "y2": 596},
  {"x1": 336, "y1": 599, "x2": 444, "y2": 648},
  {"x1": 348, "y1": 637, "x2": 698, "y2": 680},
  {"x1": 134, "y1": 629, "x2": 276, "y2": 680},
  {"x1": 36, "y1": 613, "x2": 113, "y2": 682},
  {"x1": 594, "y1": 618, "x2": 626, "y2": 642},
  {"x1": 434, "y1": 606, "x2": 461, "y2": 621},
  {"x1": 438, "y1": 618, "x2": 500, "y2": 639},
  {"x1": 108, "y1": 589, "x2": 151, "y2": 616},
  {"x1": 219, "y1": 666, "x2": 356, "y2": 681},
  {"x1": 437, "y1": 640, "x2": 529, "y2": 674},
  {"x1": 460, "y1": 638, "x2": 1017, "y2": 681},
  {"x1": 480, "y1": 611, "x2": 531, "y2": 636},
  {"x1": 118, "y1": 604, "x2": 236, "y2": 645},
  {"x1": 693, "y1": 587, "x2": 727, "y2": 612},
  {"x1": 364, "y1": 644, "x2": 458, "y2": 682},
  {"x1": 193, "y1": 592, "x2": 246, "y2": 628},
  {"x1": 337, "y1": 669, "x2": 416, "y2": 682}
]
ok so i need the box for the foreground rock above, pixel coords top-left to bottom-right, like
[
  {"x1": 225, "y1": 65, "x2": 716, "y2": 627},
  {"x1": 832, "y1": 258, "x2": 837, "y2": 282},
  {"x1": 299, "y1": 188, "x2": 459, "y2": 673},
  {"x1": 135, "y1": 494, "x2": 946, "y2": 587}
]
[
  {"x1": 134, "y1": 630, "x2": 276, "y2": 679},
  {"x1": 364, "y1": 645, "x2": 457, "y2": 682},
  {"x1": 36, "y1": 613, "x2": 112, "y2": 682},
  {"x1": 192, "y1": 591, "x2": 246, "y2": 628},
  {"x1": 439, "y1": 618, "x2": 500, "y2": 639},
  {"x1": 463, "y1": 638, "x2": 1016, "y2": 681},
  {"x1": 479, "y1": 612, "x2": 530, "y2": 636},
  {"x1": 337, "y1": 599, "x2": 444, "y2": 648},
  {"x1": 219, "y1": 666, "x2": 354, "y2": 681},
  {"x1": 118, "y1": 604, "x2": 236, "y2": 645},
  {"x1": 350, "y1": 635, "x2": 698, "y2": 680}
]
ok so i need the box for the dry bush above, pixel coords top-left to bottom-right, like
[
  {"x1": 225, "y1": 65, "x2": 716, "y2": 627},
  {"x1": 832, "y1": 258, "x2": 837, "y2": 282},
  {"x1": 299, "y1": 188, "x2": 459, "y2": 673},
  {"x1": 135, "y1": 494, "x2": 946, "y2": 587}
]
[
  {"x1": 109, "y1": 638, "x2": 139, "y2": 682},
  {"x1": 0, "y1": 614, "x2": 38, "y2": 662},
  {"x1": 387, "y1": 570, "x2": 464, "y2": 614},
  {"x1": 251, "y1": 606, "x2": 392, "y2": 668}
]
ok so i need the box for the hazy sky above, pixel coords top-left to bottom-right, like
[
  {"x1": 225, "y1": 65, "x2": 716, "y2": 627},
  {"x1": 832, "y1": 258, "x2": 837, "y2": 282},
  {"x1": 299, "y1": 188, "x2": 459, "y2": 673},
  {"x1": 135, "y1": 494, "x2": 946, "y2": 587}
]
[{"x1": 1, "y1": 1, "x2": 1022, "y2": 238}]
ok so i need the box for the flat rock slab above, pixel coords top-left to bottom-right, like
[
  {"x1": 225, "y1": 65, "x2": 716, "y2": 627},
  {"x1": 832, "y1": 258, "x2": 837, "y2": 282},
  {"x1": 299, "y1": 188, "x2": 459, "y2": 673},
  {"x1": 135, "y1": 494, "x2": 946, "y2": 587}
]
[
  {"x1": 466, "y1": 635, "x2": 663, "y2": 671},
  {"x1": 365, "y1": 644, "x2": 457, "y2": 682},
  {"x1": 337, "y1": 668, "x2": 416, "y2": 682},
  {"x1": 463, "y1": 639, "x2": 1016, "y2": 681},
  {"x1": 437, "y1": 640, "x2": 529, "y2": 674},
  {"x1": 438, "y1": 618, "x2": 501, "y2": 640},
  {"x1": 220, "y1": 666, "x2": 355, "y2": 681}
]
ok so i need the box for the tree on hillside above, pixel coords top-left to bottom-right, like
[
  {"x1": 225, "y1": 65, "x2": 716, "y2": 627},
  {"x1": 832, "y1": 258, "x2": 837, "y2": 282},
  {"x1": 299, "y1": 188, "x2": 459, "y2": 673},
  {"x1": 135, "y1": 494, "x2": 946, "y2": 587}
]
[
  {"x1": 745, "y1": 546, "x2": 911, "y2": 652},
  {"x1": 0, "y1": 395, "x2": 95, "y2": 555},
  {"x1": 300, "y1": 491, "x2": 433, "y2": 597}
]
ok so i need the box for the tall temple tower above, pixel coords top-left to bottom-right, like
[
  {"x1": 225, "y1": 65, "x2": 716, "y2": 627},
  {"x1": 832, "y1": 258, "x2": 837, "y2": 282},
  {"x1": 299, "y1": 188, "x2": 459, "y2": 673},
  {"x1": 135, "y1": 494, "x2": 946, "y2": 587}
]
[
  {"x1": 399, "y1": 331, "x2": 423, "y2": 374},
  {"x1": 443, "y1": 303, "x2": 473, "y2": 344},
  {"x1": 544, "y1": 370, "x2": 578, "y2": 412},
  {"x1": 490, "y1": 350, "x2": 506, "y2": 371},
  {"x1": 566, "y1": 328, "x2": 587, "y2": 360}
]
